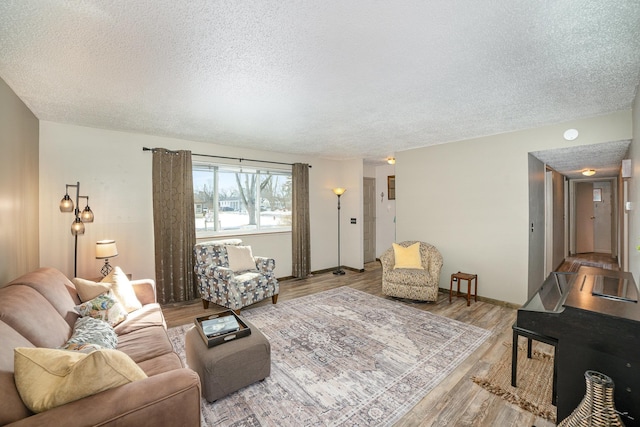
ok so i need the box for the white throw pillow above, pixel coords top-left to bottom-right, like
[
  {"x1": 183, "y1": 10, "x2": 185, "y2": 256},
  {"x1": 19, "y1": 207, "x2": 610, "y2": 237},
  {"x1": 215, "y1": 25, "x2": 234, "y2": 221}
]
[
  {"x1": 72, "y1": 278, "x2": 111, "y2": 302},
  {"x1": 226, "y1": 245, "x2": 257, "y2": 272},
  {"x1": 101, "y1": 267, "x2": 142, "y2": 313}
]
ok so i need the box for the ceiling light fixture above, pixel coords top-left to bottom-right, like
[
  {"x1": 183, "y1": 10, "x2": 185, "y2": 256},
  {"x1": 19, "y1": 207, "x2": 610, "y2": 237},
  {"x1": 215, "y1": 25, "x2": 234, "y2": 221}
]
[
  {"x1": 387, "y1": 157, "x2": 396, "y2": 165},
  {"x1": 582, "y1": 169, "x2": 596, "y2": 176},
  {"x1": 564, "y1": 129, "x2": 579, "y2": 141}
]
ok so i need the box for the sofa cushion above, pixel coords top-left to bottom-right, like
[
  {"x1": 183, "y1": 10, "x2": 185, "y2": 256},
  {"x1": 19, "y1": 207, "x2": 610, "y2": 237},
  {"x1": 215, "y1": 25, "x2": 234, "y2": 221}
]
[
  {"x1": 75, "y1": 292, "x2": 128, "y2": 327},
  {"x1": 0, "y1": 285, "x2": 73, "y2": 348},
  {"x1": 14, "y1": 347, "x2": 147, "y2": 413},
  {"x1": 102, "y1": 267, "x2": 143, "y2": 313},
  {"x1": 7, "y1": 267, "x2": 81, "y2": 327},
  {"x1": 61, "y1": 317, "x2": 118, "y2": 350},
  {"x1": 117, "y1": 325, "x2": 175, "y2": 364},
  {"x1": 72, "y1": 277, "x2": 111, "y2": 302},
  {"x1": 0, "y1": 321, "x2": 33, "y2": 426},
  {"x1": 392, "y1": 242, "x2": 424, "y2": 269},
  {"x1": 136, "y1": 351, "x2": 184, "y2": 377},
  {"x1": 226, "y1": 245, "x2": 257, "y2": 272},
  {"x1": 114, "y1": 303, "x2": 166, "y2": 335},
  {"x1": 385, "y1": 267, "x2": 432, "y2": 285}
]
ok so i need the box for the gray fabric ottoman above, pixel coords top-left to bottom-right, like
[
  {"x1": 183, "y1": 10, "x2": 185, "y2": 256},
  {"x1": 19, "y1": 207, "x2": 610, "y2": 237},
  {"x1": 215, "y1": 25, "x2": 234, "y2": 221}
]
[{"x1": 185, "y1": 319, "x2": 271, "y2": 402}]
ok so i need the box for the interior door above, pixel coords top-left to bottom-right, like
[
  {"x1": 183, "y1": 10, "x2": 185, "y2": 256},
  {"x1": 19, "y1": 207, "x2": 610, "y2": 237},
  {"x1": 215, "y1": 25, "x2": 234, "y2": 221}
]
[
  {"x1": 593, "y1": 181, "x2": 612, "y2": 254},
  {"x1": 363, "y1": 178, "x2": 376, "y2": 263},
  {"x1": 575, "y1": 182, "x2": 595, "y2": 253}
]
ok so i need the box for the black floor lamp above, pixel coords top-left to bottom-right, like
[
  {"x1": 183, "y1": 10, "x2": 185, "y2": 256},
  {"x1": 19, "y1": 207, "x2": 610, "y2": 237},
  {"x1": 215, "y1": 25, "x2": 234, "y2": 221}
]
[
  {"x1": 59, "y1": 181, "x2": 94, "y2": 277},
  {"x1": 332, "y1": 187, "x2": 346, "y2": 275}
]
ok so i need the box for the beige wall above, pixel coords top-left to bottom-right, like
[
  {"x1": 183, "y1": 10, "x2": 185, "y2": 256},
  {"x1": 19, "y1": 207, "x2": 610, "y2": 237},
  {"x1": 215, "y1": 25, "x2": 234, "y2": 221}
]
[
  {"x1": 0, "y1": 78, "x2": 39, "y2": 283},
  {"x1": 396, "y1": 111, "x2": 633, "y2": 305},
  {"x1": 628, "y1": 83, "x2": 640, "y2": 281},
  {"x1": 39, "y1": 122, "x2": 364, "y2": 280}
]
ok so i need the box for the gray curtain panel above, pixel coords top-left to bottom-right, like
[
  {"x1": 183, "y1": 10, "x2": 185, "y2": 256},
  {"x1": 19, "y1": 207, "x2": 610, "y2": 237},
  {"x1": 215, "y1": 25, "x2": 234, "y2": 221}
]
[
  {"x1": 292, "y1": 163, "x2": 311, "y2": 278},
  {"x1": 152, "y1": 149, "x2": 197, "y2": 304}
]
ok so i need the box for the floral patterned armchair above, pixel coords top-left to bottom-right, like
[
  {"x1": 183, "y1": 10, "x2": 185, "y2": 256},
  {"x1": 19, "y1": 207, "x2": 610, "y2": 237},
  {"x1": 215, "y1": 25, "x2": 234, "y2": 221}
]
[
  {"x1": 380, "y1": 241, "x2": 443, "y2": 302},
  {"x1": 193, "y1": 239, "x2": 279, "y2": 313}
]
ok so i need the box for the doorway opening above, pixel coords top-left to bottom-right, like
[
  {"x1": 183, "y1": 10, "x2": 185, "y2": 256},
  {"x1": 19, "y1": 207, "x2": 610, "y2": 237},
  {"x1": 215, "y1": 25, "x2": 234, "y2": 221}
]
[{"x1": 569, "y1": 178, "x2": 617, "y2": 258}]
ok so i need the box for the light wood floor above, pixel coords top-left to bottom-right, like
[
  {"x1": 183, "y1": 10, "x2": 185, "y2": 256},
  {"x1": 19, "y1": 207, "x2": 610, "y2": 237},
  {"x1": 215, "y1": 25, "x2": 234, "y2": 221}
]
[{"x1": 162, "y1": 253, "x2": 618, "y2": 427}]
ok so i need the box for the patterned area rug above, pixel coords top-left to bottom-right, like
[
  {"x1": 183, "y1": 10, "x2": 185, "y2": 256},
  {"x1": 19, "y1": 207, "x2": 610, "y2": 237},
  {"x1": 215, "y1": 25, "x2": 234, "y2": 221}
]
[
  {"x1": 168, "y1": 287, "x2": 491, "y2": 427},
  {"x1": 471, "y1": 342, "x2": 556, "y2": 422}
]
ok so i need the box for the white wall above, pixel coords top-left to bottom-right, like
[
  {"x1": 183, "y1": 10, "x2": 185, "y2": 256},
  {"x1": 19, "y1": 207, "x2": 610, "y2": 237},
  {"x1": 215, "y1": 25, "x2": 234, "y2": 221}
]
[
  {"x1": 309, "y1": 157, "x2": 364, "y2": 272},
  {"x1": 396, "y1": 111, "x2": 633, "y2": 305},
  {"x1": 39, "y1": 122, "x2": 364, "y2": 281},
  {"x1": 376, "y1": 164, "x2": 396, "y2": 257}
]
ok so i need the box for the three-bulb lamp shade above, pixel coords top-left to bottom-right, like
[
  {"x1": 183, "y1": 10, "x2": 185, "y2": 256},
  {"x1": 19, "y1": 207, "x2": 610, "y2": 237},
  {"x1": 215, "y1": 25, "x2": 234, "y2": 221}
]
[{"x1": 59, "y1": 193, "x2": 94, "y2": 236}]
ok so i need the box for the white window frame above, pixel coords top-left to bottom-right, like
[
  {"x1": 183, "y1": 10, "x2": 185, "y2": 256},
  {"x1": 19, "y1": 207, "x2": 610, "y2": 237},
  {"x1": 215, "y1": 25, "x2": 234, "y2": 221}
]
[{"x1": 193, "y1": 162, "x2": 292, "y2": 238}]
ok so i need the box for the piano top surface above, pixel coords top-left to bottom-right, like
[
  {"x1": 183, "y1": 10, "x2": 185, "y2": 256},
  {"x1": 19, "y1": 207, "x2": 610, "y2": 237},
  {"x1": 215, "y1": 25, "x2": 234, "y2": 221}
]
[
  {"x1": 519, "y1": 271, "x2": 574, "y2": 314},
  {"x1": 515, "y1": 266, "x2": 640, "y2": 368},
  {"x1": 563, "y1": 266, "x2": 640, "y2": 322},
  {"x1": 518, "y1": 266, "x2": 640, "y2": 322}
]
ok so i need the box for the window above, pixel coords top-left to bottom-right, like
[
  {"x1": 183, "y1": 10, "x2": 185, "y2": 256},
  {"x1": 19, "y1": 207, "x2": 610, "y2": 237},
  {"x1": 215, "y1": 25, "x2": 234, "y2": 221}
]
[{"x1": 193, "y1": 163, "x2": 292, "y2": 236}]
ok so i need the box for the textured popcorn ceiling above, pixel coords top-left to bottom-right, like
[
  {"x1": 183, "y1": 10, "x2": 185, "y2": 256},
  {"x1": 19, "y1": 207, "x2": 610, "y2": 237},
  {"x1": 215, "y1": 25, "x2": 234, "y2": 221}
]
[
  {"x1": 532, "y1": 140, "x2": 631, "y2": 179},
  {"x1": 0, "y1": 1, "x2": 639, "y2": 170}
]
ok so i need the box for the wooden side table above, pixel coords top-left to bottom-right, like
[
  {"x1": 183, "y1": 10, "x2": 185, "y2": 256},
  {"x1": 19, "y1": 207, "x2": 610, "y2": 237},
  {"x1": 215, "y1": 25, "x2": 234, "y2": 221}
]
[{"x1": 449, "y1": 272, "x2": 478, "y2": 306}]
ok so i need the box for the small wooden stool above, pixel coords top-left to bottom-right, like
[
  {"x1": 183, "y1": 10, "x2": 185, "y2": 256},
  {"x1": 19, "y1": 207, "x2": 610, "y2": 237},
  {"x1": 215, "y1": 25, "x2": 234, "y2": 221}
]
[{"x1": 449, "y1": 272, "x2": 478, "y2": 306}]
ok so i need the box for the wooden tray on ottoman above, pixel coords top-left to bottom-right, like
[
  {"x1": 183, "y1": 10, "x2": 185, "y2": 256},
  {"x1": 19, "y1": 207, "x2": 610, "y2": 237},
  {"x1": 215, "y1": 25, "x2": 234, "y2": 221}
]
[{"x1": 194, "y1": 311, "x2": 251, "y2": 348}]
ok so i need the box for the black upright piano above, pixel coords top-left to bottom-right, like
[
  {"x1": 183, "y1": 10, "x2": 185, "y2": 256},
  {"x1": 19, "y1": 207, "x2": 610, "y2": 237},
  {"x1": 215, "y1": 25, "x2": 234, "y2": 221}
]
[{"x1": 514, "y1": 266, "x2": 640, "y2": 424}]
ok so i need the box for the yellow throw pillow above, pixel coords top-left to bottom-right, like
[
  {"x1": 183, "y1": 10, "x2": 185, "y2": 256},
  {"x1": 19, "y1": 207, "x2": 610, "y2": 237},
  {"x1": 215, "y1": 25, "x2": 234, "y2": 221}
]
[
  {"x1": 392, "y1": 243, "x2": 424, "y2": 269},
  {"x1": 14, "y1": 347, "x2": 147, "y2": 413},
  {"x1": 101, "y1": 267, "x2": 142, "y2": 313},
  {"x1": 72, "y1": 277, "x2": 111, "y2": 302}
]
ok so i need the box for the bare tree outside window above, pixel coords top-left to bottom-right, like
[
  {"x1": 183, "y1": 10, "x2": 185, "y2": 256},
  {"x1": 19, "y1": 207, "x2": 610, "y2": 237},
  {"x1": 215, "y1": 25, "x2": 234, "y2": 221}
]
[{"x1": 193, "y1": 163, "x2": 292, "y2": 236}]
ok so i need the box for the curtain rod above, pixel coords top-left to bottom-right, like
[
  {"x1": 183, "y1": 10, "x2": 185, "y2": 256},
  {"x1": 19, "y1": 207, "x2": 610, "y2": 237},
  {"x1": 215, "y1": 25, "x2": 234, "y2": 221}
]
[{"x1": 142, "y1": 147, "x2": 311, "y2": 168}]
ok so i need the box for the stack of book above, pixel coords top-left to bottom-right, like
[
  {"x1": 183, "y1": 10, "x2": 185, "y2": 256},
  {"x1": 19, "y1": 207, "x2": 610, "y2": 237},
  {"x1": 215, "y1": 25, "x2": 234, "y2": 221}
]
[{"x1": 201, "y1": 315, "x2": 240, "y2": 338}]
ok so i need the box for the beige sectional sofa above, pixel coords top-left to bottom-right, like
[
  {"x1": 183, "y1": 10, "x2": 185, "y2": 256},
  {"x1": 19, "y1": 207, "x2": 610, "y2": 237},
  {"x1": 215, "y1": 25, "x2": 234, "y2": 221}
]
[{"x1": 0, "y1": 267, "x2": 201, "y2": 426}]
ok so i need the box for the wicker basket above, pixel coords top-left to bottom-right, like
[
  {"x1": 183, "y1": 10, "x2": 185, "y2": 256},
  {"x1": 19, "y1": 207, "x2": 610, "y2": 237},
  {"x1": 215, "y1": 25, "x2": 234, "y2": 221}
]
[{"x1": 558, "y1": 370, "x2": 624, "y2": 427}]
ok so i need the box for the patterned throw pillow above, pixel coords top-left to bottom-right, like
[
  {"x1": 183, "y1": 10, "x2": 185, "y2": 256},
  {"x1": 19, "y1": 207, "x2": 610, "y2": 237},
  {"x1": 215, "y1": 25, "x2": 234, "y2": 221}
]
[
  {"x1": 60, "y1": 317, "x2": 118, "y2": 350},
  {"x1": 61, "y1": 343, "x2": 104, "y2": 354},
  {"x1": 75, "y1": 293, "x2": 128, "y2": 327}
]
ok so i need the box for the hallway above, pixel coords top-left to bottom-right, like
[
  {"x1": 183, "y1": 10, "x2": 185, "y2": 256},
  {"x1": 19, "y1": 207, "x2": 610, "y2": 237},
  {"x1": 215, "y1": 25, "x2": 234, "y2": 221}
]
[{"x1": 557, "y1": 252, "x2": 619, "y2": 272}]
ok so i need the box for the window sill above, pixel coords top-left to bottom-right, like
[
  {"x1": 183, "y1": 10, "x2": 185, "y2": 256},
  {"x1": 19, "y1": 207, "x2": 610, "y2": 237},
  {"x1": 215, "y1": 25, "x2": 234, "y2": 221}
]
[{"x1": 196, "y1": 229, "x2": 291, "y2": 241}]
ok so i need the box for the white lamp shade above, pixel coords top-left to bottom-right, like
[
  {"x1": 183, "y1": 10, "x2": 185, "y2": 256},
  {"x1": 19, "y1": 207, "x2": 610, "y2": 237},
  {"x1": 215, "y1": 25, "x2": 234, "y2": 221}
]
[
  {"x1": 96, "y1": 240, "x2": 118, "y2": 259},
  {"x1": 333, "y1": 187, "x2": 346, "y2": 196}
]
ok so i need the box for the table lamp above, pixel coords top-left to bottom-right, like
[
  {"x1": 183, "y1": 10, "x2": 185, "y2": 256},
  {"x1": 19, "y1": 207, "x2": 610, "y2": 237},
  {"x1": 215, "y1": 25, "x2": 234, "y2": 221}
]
[{"x1": 96, "y1": 240, "x2": 118, "y2": 277}]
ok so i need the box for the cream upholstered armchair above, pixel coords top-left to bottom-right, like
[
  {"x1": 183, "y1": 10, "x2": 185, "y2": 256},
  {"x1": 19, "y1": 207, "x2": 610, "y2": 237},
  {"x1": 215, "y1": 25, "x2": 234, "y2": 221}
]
[
  {"x1": 380, "y1": 241, "x2": 443, "y2": 302},
  {"x1": 193, "y1": 239, "x2": 279, "y2": 313}
]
